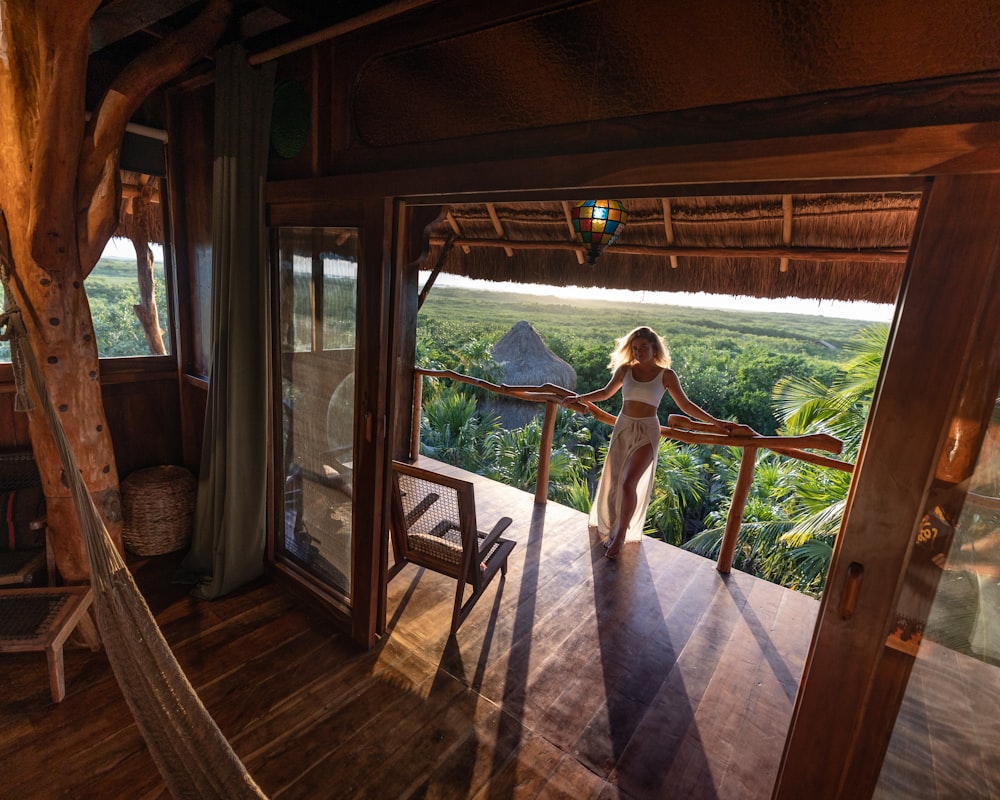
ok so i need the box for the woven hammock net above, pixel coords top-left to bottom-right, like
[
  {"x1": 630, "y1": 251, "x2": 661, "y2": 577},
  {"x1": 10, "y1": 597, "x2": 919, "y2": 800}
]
[{"x1": 1, "y1": 308, "x2": 267, "y2": 800}]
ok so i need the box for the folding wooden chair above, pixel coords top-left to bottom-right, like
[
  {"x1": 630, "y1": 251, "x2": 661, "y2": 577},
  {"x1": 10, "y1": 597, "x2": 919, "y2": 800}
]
[{"x1": 388, "y1": 461, "x2": 516, "y2": 633}]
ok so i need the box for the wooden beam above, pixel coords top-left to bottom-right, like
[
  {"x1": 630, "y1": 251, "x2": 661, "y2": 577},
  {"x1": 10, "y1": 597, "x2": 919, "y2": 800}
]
[
  {"x1": 445, "y1": 211, "x2": 471, "y2": 254},
  {"x1": 248, "y1": 0, "x2": 439, "y2": 64},
  {"x1": 534, "y1": 401, "x2": 557, "y2": 505},
  {"x1": 485, "y1": 202, "x2": 514, "y2": 256},
  {"x1": 267, "y1": 122, "x2": 997, "y2": 204},
  {"x1": 717, "y1": 446, "x2": 758, "y2": 574},
  {"x1": 426, "y1": 235, "x2": 909, "y2": 263},
  {"x1": 780, "y1": 193, "x2": 793, "y2": 272},
  {"x1": 561, "y1": 201, "x2": 585, "y2": 264},
  {"x1": 661, "y1": 198, "x2": 679, "y2": 269}
]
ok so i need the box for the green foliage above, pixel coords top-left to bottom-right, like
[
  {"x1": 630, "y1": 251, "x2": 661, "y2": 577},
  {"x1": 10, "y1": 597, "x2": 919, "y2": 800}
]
[
  {"x1": 645, "y1": 441, "x2": 711, "y2": 545},
  {"x1": 86, "y1": 256, "x2": 170, "y2": 357},
  {"x1": 0, "y1": 255, "x2": 169, "y2": 362},
  {"x1": 695, "y1": 323, "x2": 888, "y2": 594},
  {"x1": 419, "y1": 389, "x2": 500, "y2": 472},
  {"x1": 417, "y1": 286, "x2": 887, "y2": 598}
]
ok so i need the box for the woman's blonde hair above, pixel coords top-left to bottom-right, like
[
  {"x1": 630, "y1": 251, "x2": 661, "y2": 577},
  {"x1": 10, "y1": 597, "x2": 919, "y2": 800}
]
[{"x1": 608, "y1": 326, "x2": 672, "y2": 372}]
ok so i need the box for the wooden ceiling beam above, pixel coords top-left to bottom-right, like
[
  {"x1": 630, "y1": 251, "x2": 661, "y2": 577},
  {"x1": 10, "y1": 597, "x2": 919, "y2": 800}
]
[
  {"x1": 485, "y1": 202, "x2": 514, "y2": 257},
  {"x1": 780, "y1": 193, "x2": 793, "y2": 272},
  {"x1": 661, "y1": 198, "x2": 679, "y2": 269},
  {"x1": 426, "y1": 236, "x2": 909, "y2": 263},
  {"x1": 445, "y1": 210, "x2": 471, "y2": 254},
  {"x1": 560, "y1": 201, "x2": 585, "y2": 265}
]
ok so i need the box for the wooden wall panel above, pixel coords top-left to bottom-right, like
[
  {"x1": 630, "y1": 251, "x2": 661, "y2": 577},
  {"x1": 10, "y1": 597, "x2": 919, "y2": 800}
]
[
  {"x1": 0, "y1": 393, "x2": 32, "y2": 451},
  {"x1": 102, "y1": 378, "x2": 184, "y2": 478},
  {"x1": 0, "y1": 370, "x2": 182, "y2": 476}
]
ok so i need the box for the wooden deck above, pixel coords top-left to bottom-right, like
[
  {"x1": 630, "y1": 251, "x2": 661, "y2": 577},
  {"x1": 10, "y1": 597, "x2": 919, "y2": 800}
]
[{"x1": 1, "y1": 461, "x2": 821, "y2": 798}]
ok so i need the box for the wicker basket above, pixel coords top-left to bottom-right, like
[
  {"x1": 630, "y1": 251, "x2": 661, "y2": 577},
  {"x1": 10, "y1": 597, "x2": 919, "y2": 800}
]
[{"x1": 121, "y1": 465, "x2": 197, "y2": 556}]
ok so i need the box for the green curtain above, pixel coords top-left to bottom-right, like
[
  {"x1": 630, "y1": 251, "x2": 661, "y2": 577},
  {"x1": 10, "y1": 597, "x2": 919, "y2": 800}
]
[{"x1": 180, "y1": 44, "x2": 276, "y2": 599}]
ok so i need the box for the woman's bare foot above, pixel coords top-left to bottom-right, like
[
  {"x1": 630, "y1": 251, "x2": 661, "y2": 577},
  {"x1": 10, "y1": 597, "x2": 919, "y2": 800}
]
[{"x1": 605, "y1": 533, "x2": 625, "y2": 559}]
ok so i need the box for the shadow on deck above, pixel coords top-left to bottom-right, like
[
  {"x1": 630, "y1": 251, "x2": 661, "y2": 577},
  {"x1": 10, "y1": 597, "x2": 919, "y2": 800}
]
[
  {"x1": 380, "y1": 457, "x2": 819, "y2": 799},
  {"x1": 1, "y1": 458, "x2": 819, "y2": 799}
]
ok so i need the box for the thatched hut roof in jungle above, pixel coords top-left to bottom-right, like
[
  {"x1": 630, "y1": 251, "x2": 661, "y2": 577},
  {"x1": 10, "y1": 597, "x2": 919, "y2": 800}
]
[
  {"x1": 423, "y1": 192, "x2": 921, "y2": 304},
  {"x1": 486, "y1": 320, "x2": 576, "y2": 428}
]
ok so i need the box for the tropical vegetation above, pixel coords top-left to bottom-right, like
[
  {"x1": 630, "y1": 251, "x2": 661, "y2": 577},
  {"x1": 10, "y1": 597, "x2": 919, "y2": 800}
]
[
  {"x1": 0, "y1": 250, "x2": 169, "y2": 362},
  {"x1": 416, "y1": 285, "x2": 888, "y2": 596}
]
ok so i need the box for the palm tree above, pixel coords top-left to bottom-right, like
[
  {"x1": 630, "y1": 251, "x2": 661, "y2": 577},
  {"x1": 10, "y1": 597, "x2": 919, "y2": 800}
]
[
  {"x1": 645, "y1": 441, "x2": 713, "y2": 546},
  {"x1": 419, "y1": 388, "x2": 501, "y2": 473},
  {"x1": 485, "y1": 411, "x2": 593, "y2": 505},
  {"x1": 685, "y1": 324, "x2": 888, "y2": 594}
]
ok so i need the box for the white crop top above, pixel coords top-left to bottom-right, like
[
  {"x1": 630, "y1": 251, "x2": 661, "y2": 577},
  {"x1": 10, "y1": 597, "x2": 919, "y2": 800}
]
[{"x1": 622, "y1": 368, "x2": 666, "y2": 407}]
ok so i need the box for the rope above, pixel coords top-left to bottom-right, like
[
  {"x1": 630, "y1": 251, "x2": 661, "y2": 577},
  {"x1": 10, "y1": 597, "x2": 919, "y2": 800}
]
[{"x1": 1, "y1": 309, "x2": 267, "y2": 800}]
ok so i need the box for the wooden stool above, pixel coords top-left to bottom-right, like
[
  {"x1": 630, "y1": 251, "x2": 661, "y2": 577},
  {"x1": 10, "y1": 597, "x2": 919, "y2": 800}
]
[{"x1": 0, "y1": 586, "x2": 101, "y2": 702}]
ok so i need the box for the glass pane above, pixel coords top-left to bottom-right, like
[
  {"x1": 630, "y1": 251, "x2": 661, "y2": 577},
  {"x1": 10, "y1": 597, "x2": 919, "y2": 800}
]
[
  {"x1": 0, "y1": 232, "x2": 171, "y2": 363},
  {"x1": 875, "y1": 397, "x2": 1000, "y2": 797},
  {"x1": 277, "y1": 227, "x2": 358, "y2": 601},
  {"x1": 88, "y1": 238, "x2": 171, "y2": 357}
]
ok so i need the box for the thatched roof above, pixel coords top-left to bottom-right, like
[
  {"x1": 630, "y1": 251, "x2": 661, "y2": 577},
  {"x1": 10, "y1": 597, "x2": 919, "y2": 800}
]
[
  {"x1": 485, "y1": 320, "x2": 576, "y2": 428},
  {"x1": 115, "y1": 170, "x2": 164, "y2": 245},
  {"x1": 424, "y1": 193, "x2": 921, "y2": 303},
  {"x1": 493, "y1": 320, "x2": 576, "y2": 387}
]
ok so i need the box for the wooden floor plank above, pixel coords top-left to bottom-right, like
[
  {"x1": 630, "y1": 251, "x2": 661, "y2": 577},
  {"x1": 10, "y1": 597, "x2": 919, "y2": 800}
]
[{"x1": 4, "y1": 460, "x2": 994, "y2": 798}]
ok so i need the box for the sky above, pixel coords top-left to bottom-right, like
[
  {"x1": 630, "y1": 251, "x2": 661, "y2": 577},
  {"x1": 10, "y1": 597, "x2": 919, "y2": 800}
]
[
  {"x1": 420, "y1": 273, "x2": 896, "y2": 323},
  {"x1": 103, "y1": 237, "x2": 894, "y2": 323}
]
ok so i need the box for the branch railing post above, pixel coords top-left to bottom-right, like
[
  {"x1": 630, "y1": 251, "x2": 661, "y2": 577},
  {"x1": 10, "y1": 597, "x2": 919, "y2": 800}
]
[
  {"x1": 717, "y1": 445, "x2": 758, "y2": 574},
  {"x1": 535, "y1": 401, "x2": 558, "y2": 504}
]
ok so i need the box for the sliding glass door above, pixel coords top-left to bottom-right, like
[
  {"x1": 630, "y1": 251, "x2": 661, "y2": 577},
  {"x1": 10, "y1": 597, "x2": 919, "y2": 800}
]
[
  {"x1": 276, "y1": 226, "x2": 359, "y2": 600},
  {"x1": 268, "y1": 204, "x2": 393, "y2": 648}
]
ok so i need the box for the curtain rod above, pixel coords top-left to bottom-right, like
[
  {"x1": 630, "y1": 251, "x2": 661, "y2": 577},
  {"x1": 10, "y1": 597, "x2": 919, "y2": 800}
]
[{"x1": 248, "y1": 0, "x2": 439, "y2": 65}]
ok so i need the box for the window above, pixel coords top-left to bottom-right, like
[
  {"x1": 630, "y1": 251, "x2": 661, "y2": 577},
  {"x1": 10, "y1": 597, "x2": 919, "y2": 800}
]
[
  {"x1": 88, "y1": 236, "x2": 171, "y2": 358},
  {"x1": 1, "y1": 169, "x2": 171, "y2": 362}
]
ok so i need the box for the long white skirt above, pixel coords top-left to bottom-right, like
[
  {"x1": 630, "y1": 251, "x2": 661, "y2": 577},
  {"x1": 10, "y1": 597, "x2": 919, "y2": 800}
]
[{"x1": 589, "y1": 414, "x2": 660, "y2": 542}]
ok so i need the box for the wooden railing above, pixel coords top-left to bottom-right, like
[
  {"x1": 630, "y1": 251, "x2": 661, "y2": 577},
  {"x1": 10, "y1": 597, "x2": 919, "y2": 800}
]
[{"x1": 411, "y1": 368, "x2": 853, "y2": 573}]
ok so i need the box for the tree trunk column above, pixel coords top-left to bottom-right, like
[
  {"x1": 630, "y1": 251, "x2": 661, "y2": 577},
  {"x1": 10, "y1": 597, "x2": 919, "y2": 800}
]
[{"x1": 18, "y1": 275, "x2": 123, "y2": 583}]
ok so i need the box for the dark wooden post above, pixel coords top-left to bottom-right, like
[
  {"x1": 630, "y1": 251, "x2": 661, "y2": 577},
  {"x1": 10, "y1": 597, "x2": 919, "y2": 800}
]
[
  {"x1": 717, "y1": 446, "x2": 757, "y2": 574},
  {"x1": 534, "y1": 400, "x2": 558, "y2": 504},
  {"x1": 409, "y1": 370, "x2": 423, "y2": 461}
]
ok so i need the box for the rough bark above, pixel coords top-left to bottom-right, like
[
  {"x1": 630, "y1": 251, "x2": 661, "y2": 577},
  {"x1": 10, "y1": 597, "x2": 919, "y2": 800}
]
[
  {"x1": 0, "y1": 0, "x2": 232, "y2": 582},
  {"x1": 131, "y1": 177, "x2": 167, "y2": 355}
]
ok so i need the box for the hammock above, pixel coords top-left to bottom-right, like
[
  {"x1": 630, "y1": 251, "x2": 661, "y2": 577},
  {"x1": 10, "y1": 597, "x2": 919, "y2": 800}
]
[{"x1": 1, "y1": 308, "x2": 267, "y2": 800}]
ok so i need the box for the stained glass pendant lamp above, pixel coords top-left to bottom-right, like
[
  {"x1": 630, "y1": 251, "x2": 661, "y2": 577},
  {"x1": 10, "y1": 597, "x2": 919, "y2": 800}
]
[{"x1": 571, "y1": 200, "x2": 628, "y2": 264}]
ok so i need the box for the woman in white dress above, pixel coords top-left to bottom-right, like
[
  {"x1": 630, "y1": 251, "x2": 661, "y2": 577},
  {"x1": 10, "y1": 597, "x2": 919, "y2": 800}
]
[{"x1": 562, "y1": 326, "x2": 734, "y2": 559}]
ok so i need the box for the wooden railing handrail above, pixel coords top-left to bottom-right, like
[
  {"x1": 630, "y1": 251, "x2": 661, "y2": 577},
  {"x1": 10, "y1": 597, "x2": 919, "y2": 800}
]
[{"x1": 412, "y1": 367, "x2": 854, "y2": 572}]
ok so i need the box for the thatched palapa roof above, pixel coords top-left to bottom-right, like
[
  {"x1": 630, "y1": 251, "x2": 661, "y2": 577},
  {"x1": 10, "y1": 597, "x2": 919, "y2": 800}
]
[
  {"x1": 424, "y1": 193, "x2": 921, "y2": 304},
  {"x1": 115, "y1": 170, "x2": 164, "y2": 246},
  {"x1": 485, "y1": 320, "x2": 576, "y2": 428}
]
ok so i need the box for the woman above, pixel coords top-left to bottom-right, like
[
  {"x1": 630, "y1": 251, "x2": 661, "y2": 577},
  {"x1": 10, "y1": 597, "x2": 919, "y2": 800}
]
[{"x1": 562, "y1": 326, "x2": 734, "y2": 559}]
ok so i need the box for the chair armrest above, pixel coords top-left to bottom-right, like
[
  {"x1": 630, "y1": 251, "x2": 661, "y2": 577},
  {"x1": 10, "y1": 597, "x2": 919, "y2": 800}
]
[{"x1": 479, "y1": 516, "x2": 512, "y2": 553}]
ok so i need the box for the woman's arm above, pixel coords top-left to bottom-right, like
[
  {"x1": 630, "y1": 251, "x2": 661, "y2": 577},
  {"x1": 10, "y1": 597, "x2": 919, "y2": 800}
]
[
  {"x1": 561, "y1": 367, "x2": 626, "y2": 406},
  {"x1": 663, "y1": 369, "x2": 734, "y2": 433}
]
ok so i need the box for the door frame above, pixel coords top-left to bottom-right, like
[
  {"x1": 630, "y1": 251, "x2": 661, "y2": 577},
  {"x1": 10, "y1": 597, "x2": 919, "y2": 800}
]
[
  {"x1": 266, "y1": 197, "x2": 396, "y2": 649},
  {"x1": 774, "y1": 173, "x2": 1000, "y2": 798},
  {"x1": 268, "y1": 124, "x2": 1000, "y2": 783}
]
